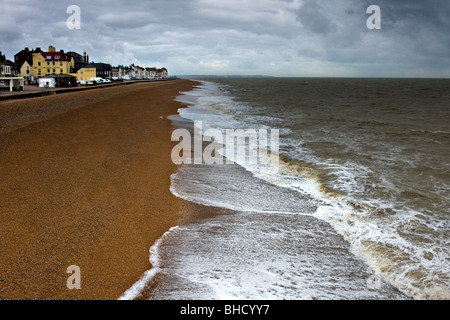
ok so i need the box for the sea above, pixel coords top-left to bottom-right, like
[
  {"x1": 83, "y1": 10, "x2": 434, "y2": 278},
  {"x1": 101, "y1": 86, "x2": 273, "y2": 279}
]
[{"x1": 121, "y1": 77, "x2": 449, "y2": 300}]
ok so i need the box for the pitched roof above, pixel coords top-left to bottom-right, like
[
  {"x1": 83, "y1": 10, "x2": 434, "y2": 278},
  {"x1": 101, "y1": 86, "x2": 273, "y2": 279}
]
[{"x1": 41, "y1": 52, "x2": 71, "y2": 62}]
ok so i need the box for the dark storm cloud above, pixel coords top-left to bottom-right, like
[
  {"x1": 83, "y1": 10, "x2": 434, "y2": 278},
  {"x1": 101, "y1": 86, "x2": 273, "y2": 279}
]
[
  {"x1": 0, "y1": 0, "x2": 449, "y2": 77},
  {"x1": 292, "y1": 0, "x2": 450, "y2": 76},
  {"x1": 369, "y1": 0, "x2": 450, "y2": 72},
  {"x1": 296, "y1": 0, "x2": 337, "y2": 35},
  {"x1": 379, "y1": 0, "x2": 449, "y2": 30}
]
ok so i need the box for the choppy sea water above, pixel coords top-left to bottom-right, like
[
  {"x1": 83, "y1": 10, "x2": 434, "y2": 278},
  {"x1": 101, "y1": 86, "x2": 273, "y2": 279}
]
[{"x1": 122, "y1": 78, "x2": 449, "y2": 300}]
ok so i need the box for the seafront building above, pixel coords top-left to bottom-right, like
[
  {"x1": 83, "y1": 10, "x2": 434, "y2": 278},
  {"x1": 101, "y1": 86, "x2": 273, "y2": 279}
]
[
  {"x1": 32, "y1": 46, "x2": 73, "y2": 78},
  {"x1": 1, "y1": 45, "x2": 169, "y2": 90},
  {"x1": 0, "y1": 51, "x2": 25, "y2": 91},
  {"x1": 66, "y1": 51, "x2": 97, "y2": 81},
  {"x1": 14, "y1": 47, "x2": 41, "y2": 82}
]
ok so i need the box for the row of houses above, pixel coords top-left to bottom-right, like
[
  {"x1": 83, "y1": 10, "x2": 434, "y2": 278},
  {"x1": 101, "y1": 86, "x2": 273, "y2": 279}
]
[
  {"x1": 113, "y1": 65, "x2": 168, "y2": 81},
  {"x1": 0, "y1": 51, "x2": 13, "y2": 77},
  {"x1": 1, "y1": 51, "x2": 25, "y2": 91},
  {"x1": 1, "y1": 46, "x2": 169, "y2": 86}
]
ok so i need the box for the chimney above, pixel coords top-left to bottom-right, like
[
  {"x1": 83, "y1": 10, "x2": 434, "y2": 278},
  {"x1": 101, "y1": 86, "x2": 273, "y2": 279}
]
[{"x1": 49, "y1": 46, "x2": 56, "y2": 52}]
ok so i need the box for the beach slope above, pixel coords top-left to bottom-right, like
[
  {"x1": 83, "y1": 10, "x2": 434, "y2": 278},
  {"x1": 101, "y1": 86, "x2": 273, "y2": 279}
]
[{"x1": 0, "y1": 79, "x2": 197, "y2": 300}]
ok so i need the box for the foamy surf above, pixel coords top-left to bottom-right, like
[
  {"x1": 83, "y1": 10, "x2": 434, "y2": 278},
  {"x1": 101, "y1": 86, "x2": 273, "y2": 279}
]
[
  {"x1": 172, "y1": 78, "x2": 450, "y2": 300},
  {"x1": 123, "y1": 78, "x2": 449, "y2": 300},
  {"x1": 118, "y1": 226, "x2": 180, "y2": 300}
]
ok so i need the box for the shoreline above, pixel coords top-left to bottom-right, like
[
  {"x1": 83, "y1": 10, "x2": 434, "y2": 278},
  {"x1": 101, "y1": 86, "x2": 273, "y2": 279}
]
[
  {"x1": 0, "y1": 79, "x2": 200, "y2": 299},
  {"x1": 119, "y1": 85, "x2": 232, "y2": 300},
  {"x1": 140, "y1": 80, "x2": 413, "y2": 301},
  {"x1": 0, "y1": 78, "x2": 179, "y2": 101}
]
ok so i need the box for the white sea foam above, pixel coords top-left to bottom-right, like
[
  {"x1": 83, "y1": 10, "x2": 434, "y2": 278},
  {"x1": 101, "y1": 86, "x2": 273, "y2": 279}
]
[
  {"x1": 129, "y1": 79, "x2": 449, "y2": 300},
  {"x1": 118, "y1": 226, "x2": 180, "y2": 300},
  {"x1": 147, "y1": 210, "x2": 408, "y2": 300}
]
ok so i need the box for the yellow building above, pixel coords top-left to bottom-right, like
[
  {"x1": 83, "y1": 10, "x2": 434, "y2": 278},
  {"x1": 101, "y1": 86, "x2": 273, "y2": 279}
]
[
  {"x1": 32, "y1": 46, "x2": 74, "y2": 78},
  {"x1": 69, "y1": 67, "x2": 97, "y2": 81},
  {"x1": 18, "y1": 61, "x2": 32, "y2": 81}
]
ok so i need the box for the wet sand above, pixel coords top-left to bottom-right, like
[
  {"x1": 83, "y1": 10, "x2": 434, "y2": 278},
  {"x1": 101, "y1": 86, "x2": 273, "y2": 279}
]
[{"x1": 0, "y1": 79, "x2": 199, "y2": 300}]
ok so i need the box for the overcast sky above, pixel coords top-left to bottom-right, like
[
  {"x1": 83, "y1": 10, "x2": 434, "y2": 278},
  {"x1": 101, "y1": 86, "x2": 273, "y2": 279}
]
[{"x1": 1, "y1": 0, "x2": 449, "y2": 77}]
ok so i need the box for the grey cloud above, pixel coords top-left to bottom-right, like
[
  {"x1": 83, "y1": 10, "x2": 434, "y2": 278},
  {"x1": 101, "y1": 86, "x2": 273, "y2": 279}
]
[
  {"x1": 373, "y1": 0, "x2": 450, "y2": 67},
  {"x1": 1, "y1": 0, "x2": 449, "y2": 77},
  {"x1": 0, "y1": 28, "x2": 23, "y2": 44},
  {"x1": 296, "y1": 0, "x2": 336, "y2": 35}
]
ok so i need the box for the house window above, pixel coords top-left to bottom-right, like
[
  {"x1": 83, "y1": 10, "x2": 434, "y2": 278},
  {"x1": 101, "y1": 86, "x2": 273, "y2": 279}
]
[
  {"x1": 60, "y1": 62, "x2": 63, "y2": 66},
  {"x1": 53, "y1": 69, "x2": 56, "y2": 74},
  {"x1": 55, "y1": 55, "x2": 60, "y2": 59},
  {"x1": 38, "y1": 69, "x2": 41, "y2": 75},
  {"x1": 47, "y1": 69, "x2": 50, "y2": 73},
  {"x1": 60, "y1": 69, "x2": 63, "y2": 74},
  {"x1": 47, "y1": 62, "x2": 50, "y2": 66},
  {"x1": 52, "y1": 61, "x2": 55, "y2": 66},
  {"x1": 46, "y1": 56, "x2": 51, "y2": 59},
  {"x1": 38, "y1": 62, "x2": 41, "y2": 66}
]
